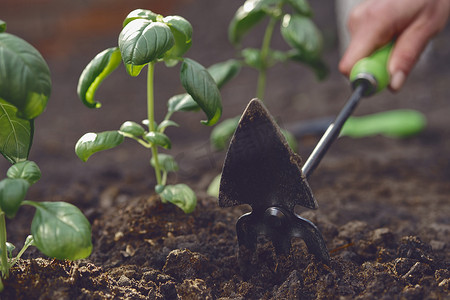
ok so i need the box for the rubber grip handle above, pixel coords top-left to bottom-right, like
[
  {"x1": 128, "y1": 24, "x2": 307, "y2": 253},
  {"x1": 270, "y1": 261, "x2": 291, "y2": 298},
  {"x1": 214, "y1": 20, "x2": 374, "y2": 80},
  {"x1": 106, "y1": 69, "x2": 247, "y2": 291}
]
[{"x1": 349, "y1": 43, "x2": 393, "y2": 95}]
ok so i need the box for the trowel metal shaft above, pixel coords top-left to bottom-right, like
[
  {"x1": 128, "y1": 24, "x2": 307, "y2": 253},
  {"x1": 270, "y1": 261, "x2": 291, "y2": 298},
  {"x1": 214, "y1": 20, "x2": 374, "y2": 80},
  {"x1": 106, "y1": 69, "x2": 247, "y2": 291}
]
[{"x1": 302, "y1": 81, "x2": 368, "y2": 178}]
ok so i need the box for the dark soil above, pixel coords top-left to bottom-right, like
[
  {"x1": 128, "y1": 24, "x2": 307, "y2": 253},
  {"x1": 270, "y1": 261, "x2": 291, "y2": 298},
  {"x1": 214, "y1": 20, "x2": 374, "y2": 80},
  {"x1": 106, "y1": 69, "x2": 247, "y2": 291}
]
[{"x1": 1, "y1": 0, "x2": 450, "y2": 299}]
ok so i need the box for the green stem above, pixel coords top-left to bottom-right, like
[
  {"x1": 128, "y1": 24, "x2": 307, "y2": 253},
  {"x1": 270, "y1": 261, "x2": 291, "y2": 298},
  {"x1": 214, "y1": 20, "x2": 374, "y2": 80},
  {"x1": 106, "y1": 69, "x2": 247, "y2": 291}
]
[
  {"x1": 0, "y1": 212, "x2": 9, "y2": 279},
  {"x1": 147, "y1": 62, "x2": 162, "y2": 186},
  {"x1": 10, "y1": 235, "x2": 34, "y2": 268},
  {"x1": 256, "y1": 15, "x2": 277, "y2": 100}
]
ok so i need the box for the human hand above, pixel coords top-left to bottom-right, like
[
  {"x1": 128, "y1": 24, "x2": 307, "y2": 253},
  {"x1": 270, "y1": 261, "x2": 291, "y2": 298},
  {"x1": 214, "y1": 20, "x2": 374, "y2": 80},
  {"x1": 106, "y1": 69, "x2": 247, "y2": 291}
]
[{"x1": 339, "y1": 0, "x2": 450, "y2": 91}]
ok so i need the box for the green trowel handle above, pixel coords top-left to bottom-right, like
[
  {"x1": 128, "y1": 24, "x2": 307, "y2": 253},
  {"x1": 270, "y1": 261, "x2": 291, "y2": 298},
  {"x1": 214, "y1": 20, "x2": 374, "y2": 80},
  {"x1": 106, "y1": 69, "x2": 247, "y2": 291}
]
[
  {"x1": 349, "y1": 43, "x2": 394, "y2": 96},
  {"x1": 341, "y1": 109, "x2": 426, "y2": 138}
]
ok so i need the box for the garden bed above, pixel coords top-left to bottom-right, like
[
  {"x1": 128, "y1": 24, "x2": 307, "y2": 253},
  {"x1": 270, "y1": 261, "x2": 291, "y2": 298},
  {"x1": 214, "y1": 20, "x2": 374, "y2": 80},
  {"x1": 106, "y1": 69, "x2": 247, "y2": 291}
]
[{"x1": 2, "y1": 0, "x2": 449, "y2": 298}]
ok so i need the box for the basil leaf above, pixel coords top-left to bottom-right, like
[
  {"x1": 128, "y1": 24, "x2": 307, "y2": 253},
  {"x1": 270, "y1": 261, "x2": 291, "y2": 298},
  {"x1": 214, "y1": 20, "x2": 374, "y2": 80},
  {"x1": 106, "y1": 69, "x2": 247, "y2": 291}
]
[
  {"x1": 228, "y1": 0, "x2": 267, "y2": 46},
  {"x1": 167, "y1": 94, "x2": 200, "y2": 113},
  {"x1": 7, "y1": 160, "x2": 41, "y2": 184},
  {"x1": 157, "y1": 120, "x2": 179, "y2": 132},
  {"x1": 123, "y1": 9, "x2": 158, "y2": 27},
  {"x1": 77, "y1": 47, "x2": 121, "y2": 109},
  {"x1": 75, "y1": 131, "x2": 124, "y2": 162},
  {"x1": 286, "y1": 0, "x2": 312, "y2": 16},
  {"x1": 210, "y1": 116, "x2": 240, "y2": 150},
  {"x1": 25, "y1": 201, "x2": 92, "y2": 260},
  {"x1": 119, "y1": 19, "x2": 174, "y2": 76},
  {"x1": 144, "y1": 131, "x2": 171, "y2": 149},
  {"x1": 150, "y1": 153, "x2": 179, "y2": 173},
  {"x1": 0, "y1": 178, "x2": 29, "y2": 218},
  {"x1": 158, "y1": 184, "x2": 197, "y2": 213},
  {"x1": 180, "y1": 58, "x2": 222, "y2": 126},
  {"x1": 0, "y1": 33, "x2": 51, "y2": 119},
  {"x1": 207, "y1": 59, "x2": 242, "y2": 89},
  {"x1": 0, "y1": 20, "x2": 6, "y2": 33},
  {"x1": 163, "y1": 16, "x2": 193, "y2": 66},
  {"x1": 119, "y1": 121, "x2": 145, "y2": 137},
  {"x1": 0, "y1": 98, "x2": 34, "y2": 163},
  {"x1": 280, "y1": 14, "x2": 323, "y2": 59},
  {"x1": 287, "y1": 49, "x2": 328, "y2": 80}
]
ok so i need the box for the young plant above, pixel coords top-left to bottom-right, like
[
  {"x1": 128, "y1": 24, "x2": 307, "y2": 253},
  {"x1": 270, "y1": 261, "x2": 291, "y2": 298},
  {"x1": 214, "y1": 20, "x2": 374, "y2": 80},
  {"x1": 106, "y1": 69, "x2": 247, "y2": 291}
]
[
  {"x1": 209, "y1": 0, "x2": 327, "y2": 151},
  {"x1": 0, "y1": 20, "x2": 92, "y2": 291},
  {"x1": 75, "y1": 9, "x2": 224, "y2": 213}
]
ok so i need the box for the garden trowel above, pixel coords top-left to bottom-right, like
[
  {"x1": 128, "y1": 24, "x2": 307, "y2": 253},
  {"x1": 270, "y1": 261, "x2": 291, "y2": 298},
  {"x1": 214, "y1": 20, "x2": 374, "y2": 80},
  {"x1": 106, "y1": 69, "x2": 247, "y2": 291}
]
[{"x1": 219, "y1": 43, "x2": 395, "y2": 264}]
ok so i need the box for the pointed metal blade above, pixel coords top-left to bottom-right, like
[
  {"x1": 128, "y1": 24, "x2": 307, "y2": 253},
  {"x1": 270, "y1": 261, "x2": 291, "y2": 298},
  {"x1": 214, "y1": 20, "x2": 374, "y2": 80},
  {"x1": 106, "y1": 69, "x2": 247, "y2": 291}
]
[{"x1": 218, "y1": 98, "x2": 318, "y2": 211}]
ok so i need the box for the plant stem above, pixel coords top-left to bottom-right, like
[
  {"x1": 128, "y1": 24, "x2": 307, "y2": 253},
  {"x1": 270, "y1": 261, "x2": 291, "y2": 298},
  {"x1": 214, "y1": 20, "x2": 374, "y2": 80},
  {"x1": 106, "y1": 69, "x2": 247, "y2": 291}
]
[
  {"x1": 256, "y1": 15, "x2": 277, "y2": 101},
  {"x1": 147, "y1": 62, "x2": 162, "y2": 186},
  {"x1": 0, "y1": 212, "x2": 9, "y2": 279}
]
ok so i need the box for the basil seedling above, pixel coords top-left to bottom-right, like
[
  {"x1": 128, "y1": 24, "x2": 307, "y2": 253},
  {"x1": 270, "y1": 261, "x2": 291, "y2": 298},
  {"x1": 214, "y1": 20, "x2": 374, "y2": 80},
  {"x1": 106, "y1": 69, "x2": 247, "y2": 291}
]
[
  {"x1": 75, "y1": 9, "x2": 224, "y2": 213},
  {"x1": 0, "y1": 22, "x2": 92, "y2": 292}
]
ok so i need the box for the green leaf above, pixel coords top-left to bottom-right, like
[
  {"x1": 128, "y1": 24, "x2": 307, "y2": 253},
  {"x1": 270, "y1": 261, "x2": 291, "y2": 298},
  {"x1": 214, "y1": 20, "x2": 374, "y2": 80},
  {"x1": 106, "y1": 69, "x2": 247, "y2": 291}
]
[
  {"x1": 163, "y1": 16, "x2": 193, "y2": 66},
  {"x1": 157, "y1": 120, "x2": 179, "y2": 132},
  {"x1": 210, "y1": 116, "x2": 240, "y2": 150},
  {"x1": 77, "y1": 47, "x2": 121, "y2": 109},
  {"x1": 167, "y1": 93, "x2": 200, "y2": 113},
  {"x1": 288, "y1": 49, "x2": 328, "y2": 80},
  {"x1": 123, "y1": 9, "x2": 158, "y2": 27},
  {"x1": 150, "y1": 153, "x2": 179, "y2": 172},
  {"x1": 119, "y1": 121, "x2": 145, "y2": 137},
  {"x1": 207, "y1": 59, "x2": 242, "y2": 89},
  {"x1": 0, "y1": 98, "x2": 34, "y2": 163},
  {"x1": 286, "y1": 0, "x2": 312, "y2": 16},
  {"x1": 280, "y1": 14, "x2": 323, "y2": 59},
  {"x1": 0, "y1": 20, "x2": 6, "y2": 33},
  {"x1": 0, "y1": 33, "x2": 51, "y2": 119},
  {"x1": 119, "y1": 19, "x2": 174, "y2": 76},
  {"x1": 24, "y1": 201, "x2": 92, "y2": 260},
  {"x1": 206, "y1": 173, "x2": 221, "y2": 198},
  {"x1": 158, "y1": 184, "x2": 197, "y2": 213},
  {"x1": 0, "y1": 178, "x2": 29, "y2": 218},
  {"x1": 75, "y1": 131, "x2": 124, "y2": 162},
  {"x1": 180, "y1": 58, "x2": 222, "y2": 126},
  {"x1": 144, "y1": 131, "x2": 171, "y2": 149},
  {"x1": 7, "y1": 160, "x2": 41, "y2": 184},
  {"x1": 228, "y1": 0, "x2": 281, "y2": 45}
]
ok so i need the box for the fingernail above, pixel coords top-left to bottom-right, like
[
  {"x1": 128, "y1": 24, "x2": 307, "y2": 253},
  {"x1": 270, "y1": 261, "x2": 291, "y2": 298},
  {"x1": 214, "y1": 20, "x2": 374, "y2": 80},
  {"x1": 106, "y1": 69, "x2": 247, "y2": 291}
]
[{"x1": 390, "y1": 71, "x2": 406, "y2": 91}]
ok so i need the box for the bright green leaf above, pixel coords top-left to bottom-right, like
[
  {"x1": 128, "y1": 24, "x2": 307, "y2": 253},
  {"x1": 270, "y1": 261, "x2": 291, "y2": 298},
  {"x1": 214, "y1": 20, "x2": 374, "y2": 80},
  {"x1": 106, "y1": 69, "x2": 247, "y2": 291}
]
[
  {"x1": 207, "y1": 59, "x2": 242, "y2": 89},
  {"x1": 119, "y1": 19, "x2": 174, "y2": 76},
  {"x1": 210, "y1": 116, "x2": 240, "y2": 150},
  {"x1": 123, "y1": 9, "x2": 158, "y2": 27},
  {"x1": 75, "y1": 131, "x2": 124, "y2": 162},
  {"x1": 163, "y1": 16, "x2": 193, "y2": 65},
  {"x1": 0, "y1": 98, "x2": 34, "y2": 163},
  {"x1": 0, "y1": 33, "x2": 51, "y2": 119},
  {"x1": 150, "y1": 153, "x2": 179, "y2": 172},
  {"x1": 157, "y1": 120, "x2": 179, "y2": 132},
  {"x1": 167, "y1": 94, "x2": 200, "y2": 113},
  {"x1": 7, "y1": 160, "x2": 41, "y2": 184},
  {"x1": 180, "y1": 58, "x2": 222, "y2": 126},
  {"x1": 0, "y1": 20, "x2": 6, "y2": 33},
  {"x1": 281, "y1": 14, "x2": 323, "y2": 59},
  {"x1": 77, "y1": 47, "x2": 121, "y2": 109},
  {"x1": 286, "y1": 0, "x2": 312, "y2": 16},
  {"x1": 24, "y1": 201, "x2": 92, "y2": 260},
  {"x1": 206, "y1": 173, "x2": 221, "y2": 198},
  {"x1": 119, "y1": 121, "x2": 145, "y2": 137},
  {"x1": 158, "y1": 184, "x2": 197, "y2": 213},
  {"x1": 144, "y1": 131, "x2": 171, "y2": 149},
  {"x1": 0, "y1": 178, "x2": 29, "y2": 218}
]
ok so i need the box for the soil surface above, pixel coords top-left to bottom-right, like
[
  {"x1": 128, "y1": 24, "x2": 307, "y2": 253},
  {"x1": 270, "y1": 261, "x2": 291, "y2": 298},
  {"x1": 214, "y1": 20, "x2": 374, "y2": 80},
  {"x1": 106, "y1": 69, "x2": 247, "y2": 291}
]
[{"x1": 2, "y1": 0, "x2": 450, "y2": 299}]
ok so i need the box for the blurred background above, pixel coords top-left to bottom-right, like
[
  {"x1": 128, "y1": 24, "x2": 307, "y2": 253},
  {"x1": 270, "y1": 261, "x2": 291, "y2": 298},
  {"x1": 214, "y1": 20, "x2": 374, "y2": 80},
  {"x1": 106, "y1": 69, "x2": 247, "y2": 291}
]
[{"x1": 1, "y1": 0, "x2": 449, "y2": 200}]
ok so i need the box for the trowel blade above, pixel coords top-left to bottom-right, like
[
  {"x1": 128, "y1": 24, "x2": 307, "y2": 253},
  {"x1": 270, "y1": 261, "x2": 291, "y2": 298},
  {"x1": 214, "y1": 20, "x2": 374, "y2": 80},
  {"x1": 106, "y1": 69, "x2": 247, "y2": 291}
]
[{"x1": 218, "y1": 98, "x2": 318, "y2": 211}]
